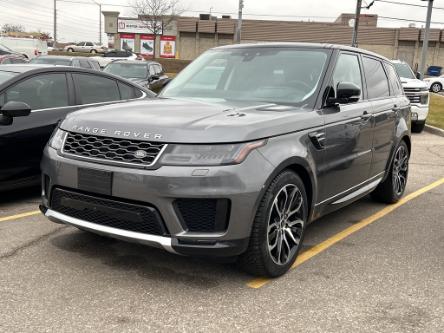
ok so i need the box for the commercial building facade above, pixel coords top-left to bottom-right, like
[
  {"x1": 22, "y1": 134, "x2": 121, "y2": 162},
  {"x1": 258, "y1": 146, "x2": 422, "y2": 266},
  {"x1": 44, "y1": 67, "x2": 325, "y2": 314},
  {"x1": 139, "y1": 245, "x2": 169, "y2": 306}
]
[{"x1": 102, "y1": 11, "x2": 444, "y2": 70}]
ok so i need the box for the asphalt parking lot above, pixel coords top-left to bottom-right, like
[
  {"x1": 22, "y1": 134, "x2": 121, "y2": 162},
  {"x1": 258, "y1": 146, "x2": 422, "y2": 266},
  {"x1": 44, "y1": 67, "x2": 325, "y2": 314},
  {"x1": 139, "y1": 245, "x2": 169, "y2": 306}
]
[{"x1": 1, "y1": 132, "x2": 443, "y2": 333}]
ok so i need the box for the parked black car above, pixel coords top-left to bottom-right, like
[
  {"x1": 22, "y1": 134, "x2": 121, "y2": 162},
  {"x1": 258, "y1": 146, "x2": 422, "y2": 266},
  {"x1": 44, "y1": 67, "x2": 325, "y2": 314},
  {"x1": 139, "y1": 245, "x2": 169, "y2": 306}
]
[
  {"x1": 0, "y1": 65, "x2": 154, "y2": 191},
  {"x1": 103, "y1": 60, "x2": 169, "y2": 92},
  {"x1": 30, "y1": 56, "x2": 101, "y2": 71}
]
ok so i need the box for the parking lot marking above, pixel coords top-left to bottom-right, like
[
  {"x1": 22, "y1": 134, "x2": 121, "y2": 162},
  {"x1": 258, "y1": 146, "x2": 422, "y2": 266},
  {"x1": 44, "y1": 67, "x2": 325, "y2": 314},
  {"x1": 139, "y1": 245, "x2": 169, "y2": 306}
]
[
  {"x1": 247, "y1": 177, "x2": 444, "y2": 289},
  {"x1": 0, "y1": 210, "x2": 40, "y2": 223}
]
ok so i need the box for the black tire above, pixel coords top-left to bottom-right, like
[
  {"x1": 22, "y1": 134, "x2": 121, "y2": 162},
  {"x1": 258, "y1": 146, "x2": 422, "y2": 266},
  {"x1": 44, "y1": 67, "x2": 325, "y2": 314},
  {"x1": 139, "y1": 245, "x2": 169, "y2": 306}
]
[
  {"x1": 238, "y1": 170, "x2": 308, "y2": 277},
  {"x1": 430, "y1": 82, "x2": 442, "y2": 93},
  {"x1": 371, "y1": 140, "x2": 409, "y2": 204},
  {"x1": 90, "y1": 49, "x2": 97, "y2": 54},
  {"x1": 411, "y1": 121, "x2": 425, "y2": 133},
  {"x1": 67, "y1": 48, "x2": 74, "y2": 52}
]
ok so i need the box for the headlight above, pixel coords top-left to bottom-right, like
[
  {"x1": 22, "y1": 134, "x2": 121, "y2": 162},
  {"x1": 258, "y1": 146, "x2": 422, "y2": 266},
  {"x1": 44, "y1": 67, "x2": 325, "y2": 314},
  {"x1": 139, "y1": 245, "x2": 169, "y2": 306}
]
[
  {"x1": 420, "y1": 92, "x2": 429, "y2": 105},
  {"x1": 160, "y1": 140, "x2": 266, "y2": 166},
  {"x1": 49, "y1": 128, "x2": 67, "y2": 150}
]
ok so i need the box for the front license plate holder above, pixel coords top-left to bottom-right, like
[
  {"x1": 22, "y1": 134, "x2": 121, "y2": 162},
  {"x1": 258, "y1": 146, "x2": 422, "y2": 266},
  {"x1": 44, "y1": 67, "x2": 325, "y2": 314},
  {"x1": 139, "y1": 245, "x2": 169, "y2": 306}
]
[{"x1": 78, "y1": 168, "x2": 113, "y2": 195}]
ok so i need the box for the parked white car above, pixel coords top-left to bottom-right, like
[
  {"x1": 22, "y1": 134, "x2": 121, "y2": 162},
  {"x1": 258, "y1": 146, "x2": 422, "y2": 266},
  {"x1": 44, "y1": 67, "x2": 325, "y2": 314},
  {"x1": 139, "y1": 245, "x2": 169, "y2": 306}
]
[
  {"x1": 392, "y1": 60, "x2": 429, "y2": 133},
  {"x1": 0, "y1": 37, "x2": 48, "y2": 59},
  {"x1": 63, "y1": 41, "x2": 107, "y2": 54},
  {"x1": 91, "y1": 49, "x2": 139, "y2": 68},
  {"x1": 423, "y1": 76, "x2": 444, "y2": 93}
]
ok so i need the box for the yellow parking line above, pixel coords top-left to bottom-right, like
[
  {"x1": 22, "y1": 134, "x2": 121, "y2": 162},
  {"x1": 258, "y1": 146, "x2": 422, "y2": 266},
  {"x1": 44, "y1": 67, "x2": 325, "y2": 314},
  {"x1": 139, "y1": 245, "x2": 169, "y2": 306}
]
[
  {"x1": 0, "y1": 210, "x2": 41, "y2": 223},
  {"x1": 247, "y1": 177, "x2": 444, "y2": 289}
]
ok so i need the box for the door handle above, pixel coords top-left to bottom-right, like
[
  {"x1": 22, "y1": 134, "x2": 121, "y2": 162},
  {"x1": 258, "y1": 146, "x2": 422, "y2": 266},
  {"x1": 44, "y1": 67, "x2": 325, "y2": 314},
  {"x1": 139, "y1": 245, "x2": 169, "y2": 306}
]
[
  {"x1": 361, "y1": 110, "x2": 371, "y2": 120},
  {"x1": 308, "y1": 131, "x2": 326, "y2": 150}
]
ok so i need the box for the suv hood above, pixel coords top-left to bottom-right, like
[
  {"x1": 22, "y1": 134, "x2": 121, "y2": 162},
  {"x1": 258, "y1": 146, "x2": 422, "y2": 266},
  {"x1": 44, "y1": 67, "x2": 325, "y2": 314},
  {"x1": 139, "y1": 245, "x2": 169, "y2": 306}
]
[
  {"x1": 400, "y1": 77, "x2": 428, "y2": 89},
  {"x1": 60, "y1": 98, "x2": 322, "y2": 143}
]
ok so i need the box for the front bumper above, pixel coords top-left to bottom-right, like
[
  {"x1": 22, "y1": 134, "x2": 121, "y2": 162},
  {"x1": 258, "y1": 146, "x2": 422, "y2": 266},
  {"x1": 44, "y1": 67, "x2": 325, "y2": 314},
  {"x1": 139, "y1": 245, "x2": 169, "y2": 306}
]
[
  {"x1": 410, "y1": 104, "x2": 429, "y2": 122},
  {"x1": 41, "y1": 146, "x2": 274, "y2": 256}
]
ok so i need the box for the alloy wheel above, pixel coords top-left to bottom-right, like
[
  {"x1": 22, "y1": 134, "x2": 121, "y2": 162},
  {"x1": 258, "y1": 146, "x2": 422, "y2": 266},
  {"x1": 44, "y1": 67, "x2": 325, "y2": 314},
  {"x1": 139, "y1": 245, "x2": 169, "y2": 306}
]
[
  {"x1": 267, "y1": 184, "x2": 304, "y2": 265},
  {"x1": 392, "y1": 145, "x2": 409, "y2": 196},
  {"x1": 432, "y1": 83, "x2": 441, "y2": 93}
]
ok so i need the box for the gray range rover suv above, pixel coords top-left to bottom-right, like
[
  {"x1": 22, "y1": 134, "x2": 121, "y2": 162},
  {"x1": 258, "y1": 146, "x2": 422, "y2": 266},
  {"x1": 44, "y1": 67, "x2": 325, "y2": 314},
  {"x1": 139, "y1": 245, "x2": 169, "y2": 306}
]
[{"x1": 40, "y1": 43, "x2": 411, "y2": 277}]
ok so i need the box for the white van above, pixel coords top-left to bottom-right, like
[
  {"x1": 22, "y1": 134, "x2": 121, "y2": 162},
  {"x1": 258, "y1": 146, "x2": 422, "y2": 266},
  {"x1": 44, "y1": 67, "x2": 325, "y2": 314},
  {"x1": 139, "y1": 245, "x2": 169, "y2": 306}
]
[{"x1": 0, "y1": 37, "x2": 48, "y2": 59}]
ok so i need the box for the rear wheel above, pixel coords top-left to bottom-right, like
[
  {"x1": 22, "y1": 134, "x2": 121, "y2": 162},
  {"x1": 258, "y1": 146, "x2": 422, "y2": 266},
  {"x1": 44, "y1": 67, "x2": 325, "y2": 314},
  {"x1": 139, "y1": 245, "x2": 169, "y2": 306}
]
[
  {"x1": 371, "y1": 141, "x2": 409, "y2": 204},
  {"x1": 430, "y1": 82, "x2": 442, "y2": 93},
  {"x1": 90, "y1": 49, "x2": 97, "y2": 54},
  {"x1": 411, "y1": 121, "x2": 425, "y2": 133},
  {"x1": 238, "y1": 170, "x2": 308, "y2": 277},
  {"x1": 67, "y1": 48, "x2": 74, "y2": 52}
]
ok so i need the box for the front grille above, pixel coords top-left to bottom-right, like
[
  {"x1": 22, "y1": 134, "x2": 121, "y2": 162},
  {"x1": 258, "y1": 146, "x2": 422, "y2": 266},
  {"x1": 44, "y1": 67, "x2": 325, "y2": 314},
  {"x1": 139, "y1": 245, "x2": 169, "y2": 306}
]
[
  {"x1": 403, "y1": 87, "x2": 424, "y2": 104},
  {"x1": 51, "y1": 188, "x2": 167, "y2": 235},
  {"x1": 174, "y1": 199, "x2": 230, "y2": 232},
  {"x1": 62, "y1": 132, "x2": 166, "y2": 167}
]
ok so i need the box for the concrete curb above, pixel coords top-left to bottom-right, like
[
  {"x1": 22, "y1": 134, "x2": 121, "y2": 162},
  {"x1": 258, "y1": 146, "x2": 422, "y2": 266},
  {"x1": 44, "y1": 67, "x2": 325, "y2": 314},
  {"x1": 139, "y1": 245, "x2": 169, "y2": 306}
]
[{"x1": 425, "y1": 124, "x2": 444, "y2": 137}]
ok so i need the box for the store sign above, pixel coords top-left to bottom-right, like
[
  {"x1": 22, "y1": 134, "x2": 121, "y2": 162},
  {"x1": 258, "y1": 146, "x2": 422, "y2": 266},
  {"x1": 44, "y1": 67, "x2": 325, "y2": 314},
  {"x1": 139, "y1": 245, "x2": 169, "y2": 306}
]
[
  {"x1": 140, "y1": 35, "x2": 155, "y2": 57},
  {"x1": 120, "y1": 33, "x2": 135, "y2": 52},
  {"x1": 160, "y1": 36, "x2": 176, "y2": 58},
  {"x1": 117, "y1": 19, "x2": 162, "y2": 35}
]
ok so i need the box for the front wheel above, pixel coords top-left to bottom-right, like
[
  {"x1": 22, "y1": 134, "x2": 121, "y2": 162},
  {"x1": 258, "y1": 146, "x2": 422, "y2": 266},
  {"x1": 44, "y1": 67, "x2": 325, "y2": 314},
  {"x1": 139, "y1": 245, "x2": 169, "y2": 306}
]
[
  {"x1": 238, "y1": 170, "x2": 308, "y2": 277},
  {"x1": 371, "y1": 141, "x2": 409, "y2": 204},
  {"x1": 430, "y1": 82, "x2": 442, "y2": 93},
  {"x1": 90, "y1": 49, "x2": 97, "y2": 54},
  {"x1": 67, "y1": 48, "x2": 74, "y2": 52}
]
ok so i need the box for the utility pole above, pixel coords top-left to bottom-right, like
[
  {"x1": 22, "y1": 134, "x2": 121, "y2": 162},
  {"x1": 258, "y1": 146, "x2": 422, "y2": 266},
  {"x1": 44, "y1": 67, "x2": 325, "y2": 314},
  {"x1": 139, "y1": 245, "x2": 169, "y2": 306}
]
[
  {"x1": 419, "y1": 0, "x2": 434, "y2": 79},
  {"x1": 235, "y1": 0, "x2": 244, "y2": 43},
  {"x1": 99, "y1": 3, "x2": 102, "y2": 44},
  {"x1": 351, "y1": 0, "x2": 362, "y2": 47},
  {"x1": 53, "y1": 0, "x2": 57, "y2": 46}
]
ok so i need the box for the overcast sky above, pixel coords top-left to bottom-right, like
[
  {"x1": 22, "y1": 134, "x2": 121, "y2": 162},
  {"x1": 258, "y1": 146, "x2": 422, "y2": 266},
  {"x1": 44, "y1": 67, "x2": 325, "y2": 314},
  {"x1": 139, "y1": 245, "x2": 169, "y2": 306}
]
[{"x1": 1, "y1": 0, "x2": 444, "y2": 42}]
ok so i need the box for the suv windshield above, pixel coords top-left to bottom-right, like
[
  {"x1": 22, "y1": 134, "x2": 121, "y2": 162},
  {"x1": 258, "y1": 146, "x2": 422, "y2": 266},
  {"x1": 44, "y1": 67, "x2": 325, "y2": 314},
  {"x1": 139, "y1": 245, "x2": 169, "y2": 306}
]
[
  {"x1": 0, "y1": 70, "x2": 19, "y2": 84},
  {"x1": 393, "y1": 62, "x2": 416, "y2": 80},
  {"x1": 30, "y1": 58, "x2": 71, "y2": 66},
  {"x1": 104, "y1": 63, "x2": 148, "y2": 79},
  {"x1": 161, "y1": 47, "x2": 329, "y2": 107}
]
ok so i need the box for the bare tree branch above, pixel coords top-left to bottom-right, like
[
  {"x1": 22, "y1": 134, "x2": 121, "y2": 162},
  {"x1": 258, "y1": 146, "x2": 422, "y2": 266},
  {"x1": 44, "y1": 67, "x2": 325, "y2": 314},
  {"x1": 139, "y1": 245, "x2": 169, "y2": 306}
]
[{"x1": 132, "y1": 0, "x2": 184, "y2": 35}]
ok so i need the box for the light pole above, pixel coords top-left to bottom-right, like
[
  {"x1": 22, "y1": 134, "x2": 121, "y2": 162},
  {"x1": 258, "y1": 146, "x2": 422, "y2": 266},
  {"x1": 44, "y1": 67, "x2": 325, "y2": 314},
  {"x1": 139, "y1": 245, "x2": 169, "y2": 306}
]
[
  {"x1": 91, "y1": 0, "x2": 102, "y2": 45},
  {"x1": 419, "y1": 0, "x2": 434, "y2": 79},
  {"x1": 351, "y1": 0, "x2": 375, "y2": 47},
  {"x1": 235, "y1": 0, "x2": 244, "y2": 43}
]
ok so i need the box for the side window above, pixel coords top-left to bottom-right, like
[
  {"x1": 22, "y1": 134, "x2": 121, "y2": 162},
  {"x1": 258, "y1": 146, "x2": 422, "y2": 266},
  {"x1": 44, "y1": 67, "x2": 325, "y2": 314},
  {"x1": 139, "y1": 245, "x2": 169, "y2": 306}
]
[
  {"x1": 385, "y1": 63, "x2": 403, "y2": 96},
  {"x1": 118, "y1": 82, "x2": 135, "y2": 100},
  {"x1": 155, "y1": 64, "x2": 163, "y2": 74},
  {"x1": 79, "y1": 59, "x2": 92, "y2": 69},
  {"x1": 363, "y1": 57, "x2": 390, "y2": 99},
  {"x1": 331, "y1": 53, "x2": 363, "y2": 100},
  {"x1": 77, "y1": 42, "x2": 84, "y2": 46},
  {"x1": 149, "y1": 65, "x2": 156, "y2": 76},
  {"x1": 86, "y1": 42, "x2": 93, "y2": 47},
  {"x1": 0, "y1": 94, "x2": 4, "y2": 107},
  {"x1": 73, "y1": 73, "x2": 120, "y2": 104},
  {"x1": 72, "y1": 59, "x2": 81, "y2": 67},
  {"x1": 2, "y1": 58, "x2": 12, "y2": 64},
  {"x1": 5, "y1": 73, "x2": 68, "y2": 110}
]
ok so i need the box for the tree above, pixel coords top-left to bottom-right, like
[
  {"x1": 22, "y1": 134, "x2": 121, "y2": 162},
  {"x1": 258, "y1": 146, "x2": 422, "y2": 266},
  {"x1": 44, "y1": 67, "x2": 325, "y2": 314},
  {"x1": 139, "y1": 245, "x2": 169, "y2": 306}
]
[
  {"x1": 133, "y1": 0, "x2": 183, "y2": 57},
  {"x1": 2, "y1": 24, "x2": 25, "y2": 33}
]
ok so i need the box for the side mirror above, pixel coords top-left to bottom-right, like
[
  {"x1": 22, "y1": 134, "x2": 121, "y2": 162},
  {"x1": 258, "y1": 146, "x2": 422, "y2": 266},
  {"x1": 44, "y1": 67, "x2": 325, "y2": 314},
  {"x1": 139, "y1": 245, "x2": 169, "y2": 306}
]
[
  {"x1": 150, "y1": 74, "x2": 160, "y2": 81},
  {"x1": 415, "y1": 72, "x2": 422, "y2": 80},
  {"x1": 326, "y1": 82, "x2": 361, "y2": 106},
  {"x1": 1, "y1": 101, "x2": 31, "y2": 117}
]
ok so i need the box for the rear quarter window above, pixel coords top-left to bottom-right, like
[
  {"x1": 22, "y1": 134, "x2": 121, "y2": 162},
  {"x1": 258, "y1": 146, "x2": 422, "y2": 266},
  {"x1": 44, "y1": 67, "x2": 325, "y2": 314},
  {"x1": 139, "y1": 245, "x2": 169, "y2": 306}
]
[
  {"x1": 73, "y1": 73, "x2": 120, "y2": 104},
  {"x1": 363, "y1": 57, "x2": 390, "y2": 99}
]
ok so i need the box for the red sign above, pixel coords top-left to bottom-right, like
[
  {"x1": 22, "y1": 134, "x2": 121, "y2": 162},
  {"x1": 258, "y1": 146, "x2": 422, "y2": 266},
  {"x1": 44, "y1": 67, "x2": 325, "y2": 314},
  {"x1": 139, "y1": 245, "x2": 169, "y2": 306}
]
[
  {"x1": 160, "y1": 36, "x2": 176, "y2": 58},
  {"x1": 119, "y1": 33, "x2": 135, "y2": 39},
  {"x1": 140, "y1": 34, "x2": 155, "y2": 40}
]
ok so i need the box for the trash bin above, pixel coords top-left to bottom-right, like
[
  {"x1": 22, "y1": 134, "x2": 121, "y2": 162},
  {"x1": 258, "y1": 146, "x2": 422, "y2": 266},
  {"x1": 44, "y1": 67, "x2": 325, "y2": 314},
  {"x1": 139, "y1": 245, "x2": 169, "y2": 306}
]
[{"x1": 427, "y1": 66, "x2": 442, "y2": 76}]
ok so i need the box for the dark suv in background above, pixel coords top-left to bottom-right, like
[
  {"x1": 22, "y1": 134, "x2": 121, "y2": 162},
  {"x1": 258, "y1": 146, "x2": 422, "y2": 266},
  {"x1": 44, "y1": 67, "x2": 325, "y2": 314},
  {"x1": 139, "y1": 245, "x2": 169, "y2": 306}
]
[{"x1": 41, "y1": 43, "x2": 411, "y2": 277}]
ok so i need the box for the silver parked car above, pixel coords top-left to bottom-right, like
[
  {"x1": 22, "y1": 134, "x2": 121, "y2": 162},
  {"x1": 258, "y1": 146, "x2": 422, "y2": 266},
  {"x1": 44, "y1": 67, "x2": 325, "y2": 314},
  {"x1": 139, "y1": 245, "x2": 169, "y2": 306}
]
[{"x1": 64, "y1": 42, "x2": 107, "y2": 54}]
